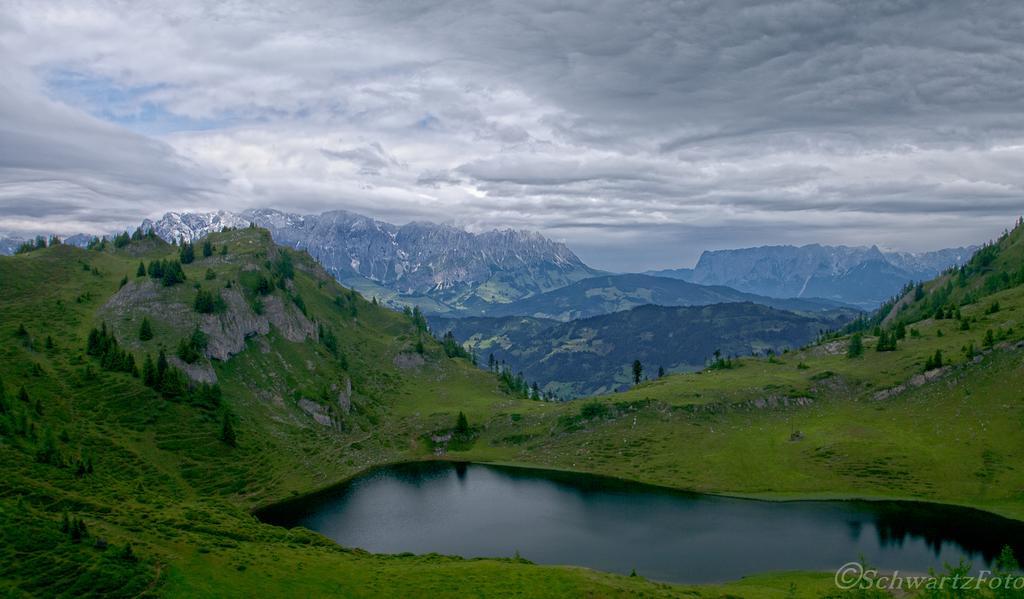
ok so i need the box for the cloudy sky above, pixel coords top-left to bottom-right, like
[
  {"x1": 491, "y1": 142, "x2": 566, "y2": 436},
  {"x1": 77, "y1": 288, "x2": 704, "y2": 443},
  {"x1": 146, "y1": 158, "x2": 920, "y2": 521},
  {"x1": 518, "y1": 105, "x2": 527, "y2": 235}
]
[{"x1": 2, "y1": 1, "x2": 1023, "y2": 270}]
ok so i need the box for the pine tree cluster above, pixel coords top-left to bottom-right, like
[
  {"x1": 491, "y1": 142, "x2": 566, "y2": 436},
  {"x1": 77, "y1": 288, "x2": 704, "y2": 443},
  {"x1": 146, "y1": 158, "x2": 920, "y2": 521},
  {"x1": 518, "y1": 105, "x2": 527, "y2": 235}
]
[
  {"x1": 176, "y1": 328, "x2": 208, "y2": 364},
  {"x1": 193, "y1": 288, "x2": 227, "y2": 314},
  {"x1": 441, "y1": 331, "x2": 470, "y2": 359},
  {"x1": 145, "y1": 259, "x2": 187, "y2": 286},
  {"x1": 86, "y1": 324, "x2": 138, "y2": 376}
]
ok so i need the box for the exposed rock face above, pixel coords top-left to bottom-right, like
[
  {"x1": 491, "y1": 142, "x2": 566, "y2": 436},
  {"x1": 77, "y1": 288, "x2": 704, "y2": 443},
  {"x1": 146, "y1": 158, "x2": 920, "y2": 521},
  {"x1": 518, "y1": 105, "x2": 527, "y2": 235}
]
[
  {"x1": 100, "y1": 279, "x2": 315, "y2": 382},
  {"x1": 169, "y1": 355, "x2": 217, "y2": 384},
  {"x1": 872, "y1": 367, "x2": 950, "y2": 401},
  {"x1": 393, "y1": 353, "x2": 425, "y2": 369},
  {"x1": 198, "y1": 290, "x2": 316, "y2": 363},
  {"x1": 297, "y1": 399, "x2": 334, "y2": 427},
  {"x1": 200, "y1": 287, "x2": 269, "y2": 360},
  {"x1": 337, "y1": 377, "x2": 352, "y2": 414},
  {"x1": 138, "y1": 208, "x2": 600, "y2": 313}
]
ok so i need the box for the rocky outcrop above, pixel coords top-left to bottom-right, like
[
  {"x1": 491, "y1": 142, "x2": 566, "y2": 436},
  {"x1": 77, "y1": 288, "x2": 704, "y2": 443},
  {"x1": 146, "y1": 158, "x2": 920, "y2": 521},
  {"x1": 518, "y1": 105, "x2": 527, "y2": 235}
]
[
  {"x1": 297, "y1": 399, "x2": 334, "y2": 427},
  {"x1": 337, "y1": 377, "x2": 352, "y2": 414},
  {"x1": 393, "y1": 352, "x2": 425, "y2": 369},
  {"x1": 198, "y1": 290, "x2": 315, "y2": 363},
  {"x1": 100, "y1": 277, "x2": 316, "y2": 383},
  {"x1": 676, "y1": 394, "x2": 815, "y2": 415},
  {"x1": 169, "y1": 355, "x2": 217, "y2": 384},
  {"x1": 200, "y1": 286, "x2": 269, "y2": 360},
  {"x1": 871, "y1": 367, "x2": 950, "y2": 401}
]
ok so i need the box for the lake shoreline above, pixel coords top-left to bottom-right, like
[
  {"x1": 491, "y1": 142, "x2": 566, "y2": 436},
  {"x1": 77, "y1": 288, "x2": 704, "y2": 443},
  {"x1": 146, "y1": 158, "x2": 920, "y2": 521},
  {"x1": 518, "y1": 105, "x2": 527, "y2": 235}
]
[
  {"x1": 252, "y1": 455, "x2": 1024, "y2": 526},
  {"x1": 252, "y1": 460, "x2": 1024, "y2": 586}
]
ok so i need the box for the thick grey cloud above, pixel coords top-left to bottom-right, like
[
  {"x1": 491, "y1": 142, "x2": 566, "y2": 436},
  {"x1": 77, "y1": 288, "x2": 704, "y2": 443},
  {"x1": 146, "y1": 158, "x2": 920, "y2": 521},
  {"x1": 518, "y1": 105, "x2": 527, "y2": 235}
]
[{"x1": 1, "y1": 0, "x2": 1023, "y2": 269}]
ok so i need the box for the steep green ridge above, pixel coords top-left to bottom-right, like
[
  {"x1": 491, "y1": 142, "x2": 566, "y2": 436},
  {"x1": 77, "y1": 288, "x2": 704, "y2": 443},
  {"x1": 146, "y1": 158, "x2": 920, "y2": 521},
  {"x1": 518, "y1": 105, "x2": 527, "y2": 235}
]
[
  {"x1": 0, "y1": 229, "x2": 833, "y2": 598},
  {"x1": 3, "y1": 221, "x2": 1023, "y2": 597},
  {"x1": 434, "y1": 302, "x2": 853, "y2": 398}
]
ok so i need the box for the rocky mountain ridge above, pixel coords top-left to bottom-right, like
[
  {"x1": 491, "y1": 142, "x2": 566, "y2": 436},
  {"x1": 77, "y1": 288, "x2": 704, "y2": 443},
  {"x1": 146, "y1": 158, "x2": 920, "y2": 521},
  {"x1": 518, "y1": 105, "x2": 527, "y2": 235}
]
[{"x1": 139, "y1": 208, "x2": 600, "y2": 313}]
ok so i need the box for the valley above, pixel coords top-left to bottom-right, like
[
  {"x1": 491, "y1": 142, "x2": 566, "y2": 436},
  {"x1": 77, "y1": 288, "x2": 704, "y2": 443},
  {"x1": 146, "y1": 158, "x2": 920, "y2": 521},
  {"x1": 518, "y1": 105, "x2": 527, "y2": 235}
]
[{"x1": 432, "y1": 302, "x2": 853, "y2": 397}]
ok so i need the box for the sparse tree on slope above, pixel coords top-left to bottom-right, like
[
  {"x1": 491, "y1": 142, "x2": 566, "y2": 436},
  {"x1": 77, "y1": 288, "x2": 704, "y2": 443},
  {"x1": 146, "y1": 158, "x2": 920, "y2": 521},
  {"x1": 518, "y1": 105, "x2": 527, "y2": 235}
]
[
  {"x1": 454, "y1": 411, "x2": 469, "y2": 436},
  {"x1": 220, "y1": 412, "x2": 237, "y2": 447},
  {"x1": 138, "y1": 318, "x2": 153, "y2": 341},
  {"x1": 847, "y1": 333, "x2": 864, "y2": 358}
]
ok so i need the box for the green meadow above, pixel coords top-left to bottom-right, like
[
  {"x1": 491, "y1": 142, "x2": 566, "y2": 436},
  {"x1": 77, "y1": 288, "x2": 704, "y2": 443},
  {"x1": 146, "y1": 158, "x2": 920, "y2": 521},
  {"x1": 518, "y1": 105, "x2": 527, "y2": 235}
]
[{"x1": 2, "y1": 222, "x2": 1023, "y2": 597}]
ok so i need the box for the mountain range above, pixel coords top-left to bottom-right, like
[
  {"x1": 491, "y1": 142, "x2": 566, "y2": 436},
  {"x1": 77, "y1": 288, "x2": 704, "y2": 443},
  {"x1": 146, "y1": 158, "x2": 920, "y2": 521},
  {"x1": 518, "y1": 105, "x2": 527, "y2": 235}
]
[
  {"x1": 647, "y1": 244, "x2": 975, "y2": 309},
  {"x1": 138, "y1": 209, "x2": 601, "y2": 314},
  {"x1": 2, "y1": 209, "x2": 974, "y2": 312}
]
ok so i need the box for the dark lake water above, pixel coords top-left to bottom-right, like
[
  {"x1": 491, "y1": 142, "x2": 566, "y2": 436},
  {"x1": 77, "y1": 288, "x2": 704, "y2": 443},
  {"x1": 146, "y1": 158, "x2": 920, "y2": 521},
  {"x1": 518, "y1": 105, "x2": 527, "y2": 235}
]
[{"x1": 257, "y1": 461, "x2": 1024, "y2": 583}]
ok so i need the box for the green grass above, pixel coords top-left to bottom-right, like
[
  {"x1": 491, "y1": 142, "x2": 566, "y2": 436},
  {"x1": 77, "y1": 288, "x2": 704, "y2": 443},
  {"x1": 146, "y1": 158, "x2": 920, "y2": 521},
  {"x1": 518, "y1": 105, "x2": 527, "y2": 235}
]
[
  {"x1": 162, "y1": 541, "x2": 840, "y2": 599},
  {"x1": 460, "y1": 346, "x2": 1024, "y2": 519},
  {"x1": 2, "y1": 224, "x2": 1024, "y2": 597}
]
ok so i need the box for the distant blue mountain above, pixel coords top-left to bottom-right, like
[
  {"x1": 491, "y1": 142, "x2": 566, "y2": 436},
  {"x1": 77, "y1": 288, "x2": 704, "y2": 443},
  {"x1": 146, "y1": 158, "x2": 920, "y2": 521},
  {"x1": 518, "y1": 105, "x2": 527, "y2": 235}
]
[{"x1": 646, "y1": 244, "x2": 975, "y2": 308}]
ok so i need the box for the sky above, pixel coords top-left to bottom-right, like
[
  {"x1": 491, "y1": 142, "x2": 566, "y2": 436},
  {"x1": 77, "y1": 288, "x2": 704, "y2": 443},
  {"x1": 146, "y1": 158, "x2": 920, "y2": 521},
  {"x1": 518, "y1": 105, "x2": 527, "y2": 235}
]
[{"x1": 1, "y1": 1, "x2": 1023, "y2": 271}]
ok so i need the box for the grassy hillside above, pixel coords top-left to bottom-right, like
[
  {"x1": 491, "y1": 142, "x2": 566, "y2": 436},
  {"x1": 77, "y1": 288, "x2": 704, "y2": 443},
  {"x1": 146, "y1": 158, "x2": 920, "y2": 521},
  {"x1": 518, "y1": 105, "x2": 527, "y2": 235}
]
[
  {"x1": 2, "y1": 221, "x2": 1023, "y2": 597},
  {"x1": 0, "y1": 229, "x2": 838, "y2": 598}
]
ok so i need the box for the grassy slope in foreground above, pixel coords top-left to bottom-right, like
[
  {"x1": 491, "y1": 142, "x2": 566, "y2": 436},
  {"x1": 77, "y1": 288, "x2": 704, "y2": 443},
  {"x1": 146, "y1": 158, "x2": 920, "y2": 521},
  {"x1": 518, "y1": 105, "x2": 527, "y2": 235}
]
[{"x1": 0, "y1": 230, "x2": 839, "y2": 598}]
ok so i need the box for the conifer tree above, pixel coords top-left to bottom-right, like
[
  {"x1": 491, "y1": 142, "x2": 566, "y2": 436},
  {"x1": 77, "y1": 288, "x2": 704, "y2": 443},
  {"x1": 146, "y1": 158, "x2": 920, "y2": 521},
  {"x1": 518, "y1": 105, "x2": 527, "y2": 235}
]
[
  {"x1": 136, "y1": 261, "x2": 146, "y2": 277},
  {"x1": 179, "y1": 241, "x2": 195, "y2": 264},
  {"x1": 156, "y1": 349, "x2": 168, "y2": 378},
  {"x1": 220, "y1": 412, "x2": 237, "y2": 447},
  {"x1": 202, "y1": 239, "x2": 213, "y2": 258},
  {"x1": 120, "y1": 543, "x2": 137, "y2": 562},
  {"x1": 142, "y1": 354, "x2": 157, "y2": 387},
  {"x1": 454, "y1": 411, "x2": 469, "y2": 436},
  {"x1": 632, "y1": 360, "x2": 643, "y2": 385},
  {"x1": 139, "y1": 317, "x2": 154, "y2": 341},
  {"x1": 160, "y1": 366, "x2": 188, "y2": 398},
  {"x1": 161, "y1": 260, "x2": 186, "y2": 286},
  {"x1": 846, "y1": 333, "x2": 864, "y2": 358}
]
